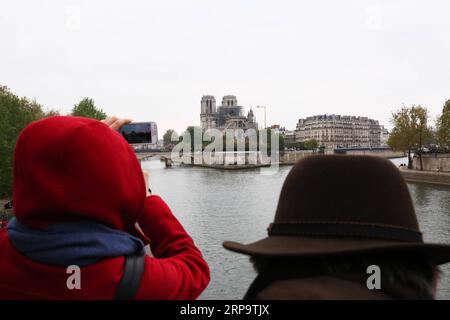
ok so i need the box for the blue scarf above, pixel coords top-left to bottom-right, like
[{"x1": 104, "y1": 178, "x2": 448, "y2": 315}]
[{"x1": 7, "y1": 217, "x2": 145, "y2": 267}]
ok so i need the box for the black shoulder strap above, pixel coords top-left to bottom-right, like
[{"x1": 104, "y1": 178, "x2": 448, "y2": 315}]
[{"x1": 114, "y1": 253, "x2": 145, "y2": 300}]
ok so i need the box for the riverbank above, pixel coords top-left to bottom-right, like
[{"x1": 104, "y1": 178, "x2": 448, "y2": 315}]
[
  {"x1": 413, "y1": 153, "x2": 450, "y2": 172},
  {"x1": 400, "y1": 168, "x2": 450, "y2": 187},
  {"x1": 335, "y1": 150, "x2": 405, "y2": 159},
  {"x1": 189, "y1": 150, "x2": 406, "y2": 169}
]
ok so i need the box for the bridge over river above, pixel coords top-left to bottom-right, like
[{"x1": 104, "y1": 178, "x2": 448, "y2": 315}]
[{"x1": 136, "y1": 152, "x2": 174, "y2": 167}]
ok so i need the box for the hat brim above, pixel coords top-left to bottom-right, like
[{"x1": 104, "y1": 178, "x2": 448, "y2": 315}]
[{"x1": 223, "y1": 236, "x2": 450, "y2": 265}]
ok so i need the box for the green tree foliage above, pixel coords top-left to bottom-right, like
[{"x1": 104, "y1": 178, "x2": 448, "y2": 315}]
[
  {"x1": 436, "y1": 99, "x2": 450, "y2": 152},
  {"x1": 0, "y1": 86, "x2": 59, "y2": 197},
  {"x1": 71, "y1": 98, "x2": 107, "y2": 120},
  {"x1": 303, "y1": 139, "x2": 319, "y2": 150},
  {"x1": 285, "y1": 139, "x2": 318, "y2": 151},
  {"x1": 163, "y1": 129, "x2": 176, "y2": 146},
  {"x1": 279, "y1": 135, "x2": 285, "y2": 151},
  {"x1": 388, "y1": 105, "x2": 433, "y2": 170},
  {"x1": 178, "y1": 126, "x2": 202, "y2": 152},
  {"x1": 284, "y1": 141, "x2": 303, "y2": 150},
  {"x1": 45, "y1": 109, "x2": 61, "y2": 117}
]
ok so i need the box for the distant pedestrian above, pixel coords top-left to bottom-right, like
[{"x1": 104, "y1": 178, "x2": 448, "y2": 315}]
[{"x1": 224, "y1": 155, "x2": 450, "y2": 299}]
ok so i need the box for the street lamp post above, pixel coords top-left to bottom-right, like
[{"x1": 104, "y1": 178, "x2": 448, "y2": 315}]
[{"x1": 256, "y1": 105, "x2": 267, "y2": 129}]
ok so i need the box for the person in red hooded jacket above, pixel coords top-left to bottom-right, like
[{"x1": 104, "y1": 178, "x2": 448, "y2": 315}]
[{"x1": 0, "y1": 116, "x2": 210, "y2": 299}]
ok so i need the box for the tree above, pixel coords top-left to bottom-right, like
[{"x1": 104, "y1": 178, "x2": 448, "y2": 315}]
[
  {"x1": 388, "y1": 105, "x2": 433, "y2": 170},
  {"x1": 304, "y1": 139, "x2": 319, "y2": 151},
  {"x1": 284, "y1": 141, "x2": 304, "y2": 150},
  {"x1": 0, "y1": 86, "x2": 55, "y2": 197},
  {"x1": 436, "y1": 99, "x2": 450, "y2": 152},
  {"x1": 163, "y1": 129, "x2": 176, "y2": 146},
  {"x1": 180, "y1": 126, "x2": 202, "y2": 152},
  {"x1": 45, "y1": 109, "x2": 61, "y2": 117},
  {"x1": 277, "y1": 131, "x2": 285, "y2": 152},
  {"x1": 71, "y1": 98, "x2": 107, "y2": 120},
  {"x1": 388, "y1": 107, "x2": 413, "y2": 168}
]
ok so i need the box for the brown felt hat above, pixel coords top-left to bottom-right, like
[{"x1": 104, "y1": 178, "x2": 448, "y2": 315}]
[{"x1": 223, "y1": 155, "x2": 450, "y2": 265}]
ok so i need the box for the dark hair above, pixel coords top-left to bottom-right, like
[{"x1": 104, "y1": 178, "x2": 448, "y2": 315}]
[{"x1": 250, "y1": 253, "x2": 438, "y2": 299}]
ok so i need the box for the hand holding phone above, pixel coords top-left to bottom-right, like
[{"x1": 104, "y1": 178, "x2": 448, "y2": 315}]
[{"x1": 102, "y1": 116, "x2": 133, "y2": 131}]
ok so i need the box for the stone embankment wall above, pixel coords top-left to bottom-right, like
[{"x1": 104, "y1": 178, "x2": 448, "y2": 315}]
[
  {"x1": 400, "y1": 167, "x2": 450, "y2": 186},
  {"x1": 412, "y1": 154, "x2": 450, "y2": 172},
  {"x1": 330, "y1": 149, "x2": 404, "y2": 158},
  {"x1": 279, "y1": 151, "x2": 314, "y2": 164},
  {"x1": 279, "y1": 150, "x2": 404, "y2": 165}
]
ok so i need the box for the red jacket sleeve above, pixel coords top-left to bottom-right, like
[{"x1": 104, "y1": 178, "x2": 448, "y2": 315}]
[{"x1": 134, "y1": 195, "x2": 210, "y2": 299}]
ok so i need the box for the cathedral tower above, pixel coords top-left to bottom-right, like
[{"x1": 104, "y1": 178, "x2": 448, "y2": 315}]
[
  {"x1": 221, "y1": 95, "x2": 238, "y2": 107},
  {"x1": 200, "y1": 95, "x2": 217, "y2": 130}
]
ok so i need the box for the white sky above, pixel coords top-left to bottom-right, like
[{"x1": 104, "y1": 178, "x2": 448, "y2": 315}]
[{"x1": 1, "y1": 0, "x2": 450, "y2": 136}]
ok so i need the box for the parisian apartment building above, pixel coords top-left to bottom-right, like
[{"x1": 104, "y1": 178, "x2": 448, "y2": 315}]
[{"x1": 295, "y1": 114, "x2": 385, "y2": 149}]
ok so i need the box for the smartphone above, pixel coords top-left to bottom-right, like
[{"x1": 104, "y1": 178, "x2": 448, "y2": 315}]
[{"x1": 119, "y1": 122, "x2": 154, "y2": 144}]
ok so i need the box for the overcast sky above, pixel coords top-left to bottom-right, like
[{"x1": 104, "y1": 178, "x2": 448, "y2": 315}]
[{"x1": 1, "y1": 0, "x2": 450, "y2": 135}]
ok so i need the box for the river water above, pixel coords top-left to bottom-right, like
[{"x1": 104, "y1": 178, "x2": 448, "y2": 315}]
[{"x1": 141, "y1": 157, "x2": 450, "y2": 300}]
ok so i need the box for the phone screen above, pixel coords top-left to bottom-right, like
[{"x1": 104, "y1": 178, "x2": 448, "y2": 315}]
[{"x1": 119, "y1": 122, "x2": 153, "y2": 144}]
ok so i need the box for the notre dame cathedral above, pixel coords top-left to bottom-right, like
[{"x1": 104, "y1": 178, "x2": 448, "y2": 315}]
[{"x1": 200, "y1": 95, "x2": 258, "y2": 131}]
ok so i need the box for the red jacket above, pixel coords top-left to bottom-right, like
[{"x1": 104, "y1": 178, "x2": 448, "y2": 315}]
[{"x1": 0, "y1": 116, "x2": 210, "y2": 299}]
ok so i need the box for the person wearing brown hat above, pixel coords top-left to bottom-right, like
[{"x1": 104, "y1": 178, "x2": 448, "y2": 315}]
[{"x1": 223, "y1": 155, "x2": 450, "y2": 300}]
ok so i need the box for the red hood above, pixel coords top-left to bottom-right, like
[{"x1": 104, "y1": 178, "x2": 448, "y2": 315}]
[{"x1": 13, "y1": 116, "x2": 146, "y2": 234}]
